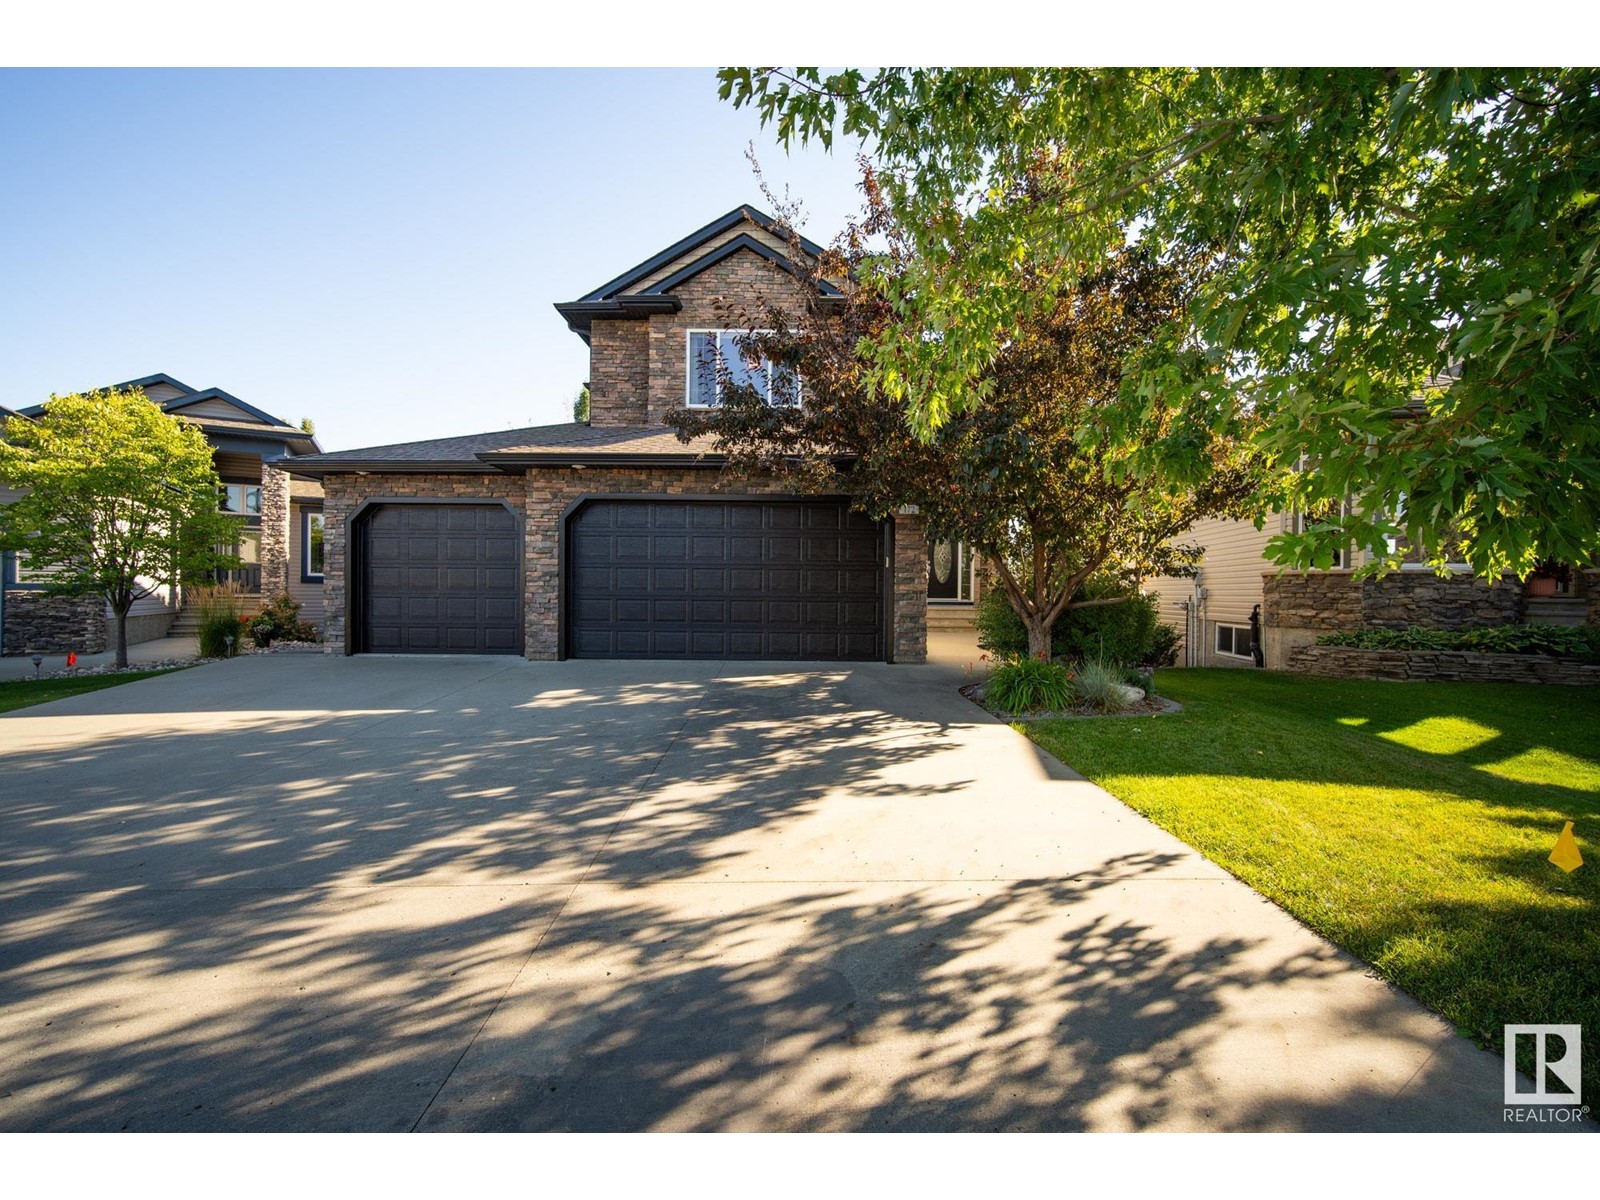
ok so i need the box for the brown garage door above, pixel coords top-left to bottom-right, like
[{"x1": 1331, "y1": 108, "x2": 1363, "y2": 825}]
[
  {"x1": 357, "y1": 504, "x2": 521, "y2": 654},
  {"x1": 567, "y1": 498, "x2": 884, "y2": 660}
]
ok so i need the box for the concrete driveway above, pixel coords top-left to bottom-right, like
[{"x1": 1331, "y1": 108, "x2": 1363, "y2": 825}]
[{"x1": 0, "y1": 652, "x2": 1527, "y2": 1131}]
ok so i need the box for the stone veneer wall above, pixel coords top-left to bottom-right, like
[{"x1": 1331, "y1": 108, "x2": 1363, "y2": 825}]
[
  {"x1": 258, "y1": 464, "x2": 292, "y2": 597},
  {"x1": 2, "y1": 591, "x2": 108, "y2": 655},
  {"x1": 891, "y1": 511, "x2": 928, "y2": 663},
  {"x1": 1285, "y1": 644, "x2": 1600, "y2": 686},
  {"x1": 1263, "y1": 568, "x2": 1525, "y2": 633},
  {"x1": 318, "y1": 468, "x2": 928, "y2": 663},
  {"x1": 1261, "y1": 568, "x2": 1529, "y2": 669},
  {"x1": 1586, "y1": 570, "x2": 1600, "y2": 627},
  {"x1": 588, "y1": 320, "x2": 650, "y2": 425},
  {"x1": 643, "y1": 251, "x2": 814, "y2": 425}
]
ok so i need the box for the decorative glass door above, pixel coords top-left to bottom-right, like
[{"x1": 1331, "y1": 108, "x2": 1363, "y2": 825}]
[{"x1": 927, "y1": 538, "x2": 970, "y2": 602}]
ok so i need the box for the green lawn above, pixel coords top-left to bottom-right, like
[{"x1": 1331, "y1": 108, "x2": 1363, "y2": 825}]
[
  {"x1": 1024, "y1": 669, "x2": 1600, "y2": 1091},
  {"x1": 0, "y1": 669, "x2": 182, "y2": 714}
]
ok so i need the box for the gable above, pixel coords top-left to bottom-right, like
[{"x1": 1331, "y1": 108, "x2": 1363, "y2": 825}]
[
  {"x1": 164, "y1": 387, "x2": 297, "y2": 429},
  {"x1": 630, "y1": 222, "x2": 797, "y2": 294},
  {"x1": 173, "y1": 396, "x2": 275, "y2": 424}
]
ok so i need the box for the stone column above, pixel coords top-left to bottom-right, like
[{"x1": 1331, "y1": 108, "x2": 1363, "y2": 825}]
[
  {"x1": 259, "y1": 463, "x2": 292, "y2": 598},
  {"x1": 892, "y1": 509, "x2": 928, "y2": 664}
]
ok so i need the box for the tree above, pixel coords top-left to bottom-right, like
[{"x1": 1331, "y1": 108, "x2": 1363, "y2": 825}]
[
  {"x1": 0, "y1": 387, "x2": 241, "y2": 667},
  {"x1": 669, "y1": 187, "x2": 1259, "y2": 658},
  {"x1": 718, "y1": 68, "x2": 1600, "y2": 580},
  {"x1": 573, "y1": 385, "x2": 591, "y2": 423}
]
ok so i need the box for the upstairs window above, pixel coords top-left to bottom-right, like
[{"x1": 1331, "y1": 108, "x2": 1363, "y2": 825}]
[
  {"x1": 686, "y1": 330, "x2": 800, "y2": 408},
  {"x1": 220, "y1": 482, "x2": 262, "y2": 517}
]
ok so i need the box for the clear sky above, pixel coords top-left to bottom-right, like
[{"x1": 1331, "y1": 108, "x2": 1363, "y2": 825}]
[{"x1": 0, "y1": 68, "x2": 868, "y2": 450}]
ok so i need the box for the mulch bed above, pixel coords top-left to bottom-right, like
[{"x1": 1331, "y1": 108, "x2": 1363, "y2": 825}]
[{"x1": 958, "y1": 681, "x2": 1183, "y2": 722}]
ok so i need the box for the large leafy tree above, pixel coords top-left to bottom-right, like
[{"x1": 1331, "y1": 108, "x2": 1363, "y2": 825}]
[
  {"x1": 0, "y1": 387, "x2": 240, "y2": 666},
  {"x1": 719, "y1": 67, "x2": 1600, "y2": 579},
  {"x1": 670, "y1": 187, "x2": 1259, "y2": 658}
]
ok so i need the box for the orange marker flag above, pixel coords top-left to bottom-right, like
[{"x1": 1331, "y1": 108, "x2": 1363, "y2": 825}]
[{"x1": 1550, "y1": 822, "x2": 1583, "y2": 873}]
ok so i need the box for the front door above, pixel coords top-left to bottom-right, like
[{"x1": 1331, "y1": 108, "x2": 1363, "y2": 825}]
[{"x1": 928, "y1": 538, "x2": 966, "y2": 601}]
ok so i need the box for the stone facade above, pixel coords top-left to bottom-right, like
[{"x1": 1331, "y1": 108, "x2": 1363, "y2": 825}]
[
  {"x1": 317, "y1": 467, "x2": 927, "y2": 663},
  {"x1": 588, "y1": 320, "x2": 650, "y2": 425},
  {"x1": 2, "y1": 590, "x2": 108, "y2": 655},
  {"x1": 891, "y1": 510, "x2": 928, "y2": 664},
  {"x1": 641, "y1": 251, "x2": 813, "y2": 425},
  {"x1": 1285, "y1": 644, "x2": 1600, "y2": 687},
  {"x1": 258, "y1": 464, "x2": 292, "y2": 597},
  {"x1": 1586, "y1": 570, "x2": 1600, "y2": 627}
]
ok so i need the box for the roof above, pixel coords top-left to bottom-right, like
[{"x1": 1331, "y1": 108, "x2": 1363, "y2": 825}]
[
  {"x1": 577, "y1": 204, "x2": 829, "y2": 303},
  {"x1": 13, "y1": 375, "x2": 321, "y2": 454},
  {"x1": 553, "y1": 203, "x2": 840, "y2": 341},
  {"x1": 286, "y1": 422, "x2": 725, "y2": 477}
]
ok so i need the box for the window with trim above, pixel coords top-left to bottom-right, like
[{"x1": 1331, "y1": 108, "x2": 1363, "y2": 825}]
[
  {"x1": 686, "y1": 330, "x2": 800, "y2": 408},
  {"x1": 302, "y1": 510, "x2": 325, "y2": 581},
  {"x1": 220, "y1": 482, "x2": 263, "y2": 516},
  {"x1": 9, "y1": 549, "x2": 66, "y2": 586},
  {"x1": 1215, "y1": 623, "x2": 1254, "y2": 660},
  {"x1": 1291, "y1": 503, "x2": 1348, "y2": 568}
]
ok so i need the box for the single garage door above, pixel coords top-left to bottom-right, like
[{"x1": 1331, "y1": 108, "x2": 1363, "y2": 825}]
[
  {"x1": 357, "y1": 503, "x2": 521, "y2": 654},
  {"x1": 568, "y1": 499, "x2": 884, "y2": 660}
]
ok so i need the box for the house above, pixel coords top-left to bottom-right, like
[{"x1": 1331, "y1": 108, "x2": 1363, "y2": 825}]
[
  {"x1": 287, "y1": 204, "x2": 942, "y2": 661},
  {"x1": 1143, "y1": 513, "x2": 1599, "y2": 670},
  {"x1": 1, "y1": 374, "x2": 324, "y2": 655}
]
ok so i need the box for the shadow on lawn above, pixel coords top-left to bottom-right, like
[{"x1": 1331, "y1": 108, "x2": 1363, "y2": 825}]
[
  {"x1": 0, "y1": 661, "x2": 1550, "y2": 1131},
  {"x1": 1042, "y1": 669, "x2": 1600, "y2": 1105}
]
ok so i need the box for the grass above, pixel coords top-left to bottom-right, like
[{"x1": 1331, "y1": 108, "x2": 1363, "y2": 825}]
[
  {"x1": 1023, "y1": 669, "x2": 1600, "y2": 1094},
  {"x1": 0, "y1": 669, "x2": 182, "y2": 714}
]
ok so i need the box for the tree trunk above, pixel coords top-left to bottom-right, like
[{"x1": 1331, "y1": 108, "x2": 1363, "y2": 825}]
[
  {"x1": 113, "y1": 603, "x2": 130, "y2": 669},
  {"x1": 1025, "y1": 615, "x2": 1054, "y2": 660}
]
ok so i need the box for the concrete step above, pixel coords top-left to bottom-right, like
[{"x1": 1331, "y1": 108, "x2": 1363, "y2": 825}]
[
  {"x1": 927, "y1": 605, "x2": 978, "y2": 631},
  {"x1": 1525, "y1": 597, "x2": 1588, "y2": 628}
]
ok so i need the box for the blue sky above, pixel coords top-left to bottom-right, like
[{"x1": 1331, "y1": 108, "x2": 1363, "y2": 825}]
[{"x1": 0, "y1": 69, "x2": 868, "y2": 450}]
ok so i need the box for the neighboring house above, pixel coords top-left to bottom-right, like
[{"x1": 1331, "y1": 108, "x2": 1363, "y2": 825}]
[
  {"x1": 1144, "y1": 512, "x2": 1598, "y2": 670},
  {"x1": 287, "y1": 204, "x2": 942, "y2": 661},
  {"x1": 1, "y1": 374, "x2": 324, "y2": 655}
]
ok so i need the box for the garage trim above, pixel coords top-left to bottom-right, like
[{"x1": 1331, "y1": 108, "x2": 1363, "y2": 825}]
[
  {"x1": 557, "y1": 493, "x2": 893, "y2": 663},
  {"x1": 344, "y1": 497, "x2": 525, "y2": 656}
]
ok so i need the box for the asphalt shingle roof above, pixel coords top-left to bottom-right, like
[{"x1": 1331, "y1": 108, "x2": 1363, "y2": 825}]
[{"x1": 287, "y1": 422, "x2": 722, "y2": 475}]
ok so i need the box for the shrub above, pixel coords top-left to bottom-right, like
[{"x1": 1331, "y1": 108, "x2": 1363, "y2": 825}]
[
  {"x1": 1075, "y1": 656, "x2": 1140, "y2": 713},
  {"x1": 248, "y1": 593, "x2": 311, "y2": 647},
  {"x1": 192, "y1": 584, "x2": 247, "y2": 658},
  {"x1": 987, "y1": 655, "x2": 1076, "y2": 714},
  {"x1": 1317, "y1": 624, "x2": 1600, "y2": 663},
  {"x1": 976, "y1": 577, "x2": 1181, "y2": 668}
]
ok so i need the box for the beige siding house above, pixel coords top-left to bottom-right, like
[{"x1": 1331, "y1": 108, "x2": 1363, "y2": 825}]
[
  {"x1": 3, "y1": 374, "x2": 324, "y2": 656},
  {"x1": 1146, "y1": 515, "x2": 1284, "y2": 668}
]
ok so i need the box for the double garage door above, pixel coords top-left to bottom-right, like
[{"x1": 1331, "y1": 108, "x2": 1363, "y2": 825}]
[{"x1": 354, "y1": 498, "x2": 886, "y2": 661}]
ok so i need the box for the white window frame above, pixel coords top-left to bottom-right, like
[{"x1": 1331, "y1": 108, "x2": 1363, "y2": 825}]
[
  {"x1": 302, "y1": 510, "x2": 325, "y2": 582},
  {"x1": 684, "y1": 329, "x2": 801, "y2": 409},
  {"x1": 1215, "y1": 623, "x2": 1255, "y2": 661},
  {"x1": 220, "y1": 482, "x2": 263, "y2": 517}
]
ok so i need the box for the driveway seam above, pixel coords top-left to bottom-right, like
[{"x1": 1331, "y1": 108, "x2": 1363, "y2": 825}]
[{"x1": 404, "y1": 661, "x2": 730, "y2": 1132}]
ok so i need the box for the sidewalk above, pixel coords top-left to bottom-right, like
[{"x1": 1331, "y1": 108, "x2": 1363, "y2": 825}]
[{"x1": 0, "y1": 636, "x2": 201, "y2": 681}]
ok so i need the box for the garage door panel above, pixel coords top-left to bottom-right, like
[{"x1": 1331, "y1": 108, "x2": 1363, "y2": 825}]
[
  {"x1": 358, "y1": 504, "x2": 521, "y2": 655},
  {"x1": 569, "y1": 499, "x2": 883, "y2": 661}
]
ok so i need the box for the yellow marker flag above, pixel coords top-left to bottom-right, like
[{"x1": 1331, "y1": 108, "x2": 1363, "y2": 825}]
[{"x1": 1550, "y1": 822, "x2": 1583, "y2": 873}]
